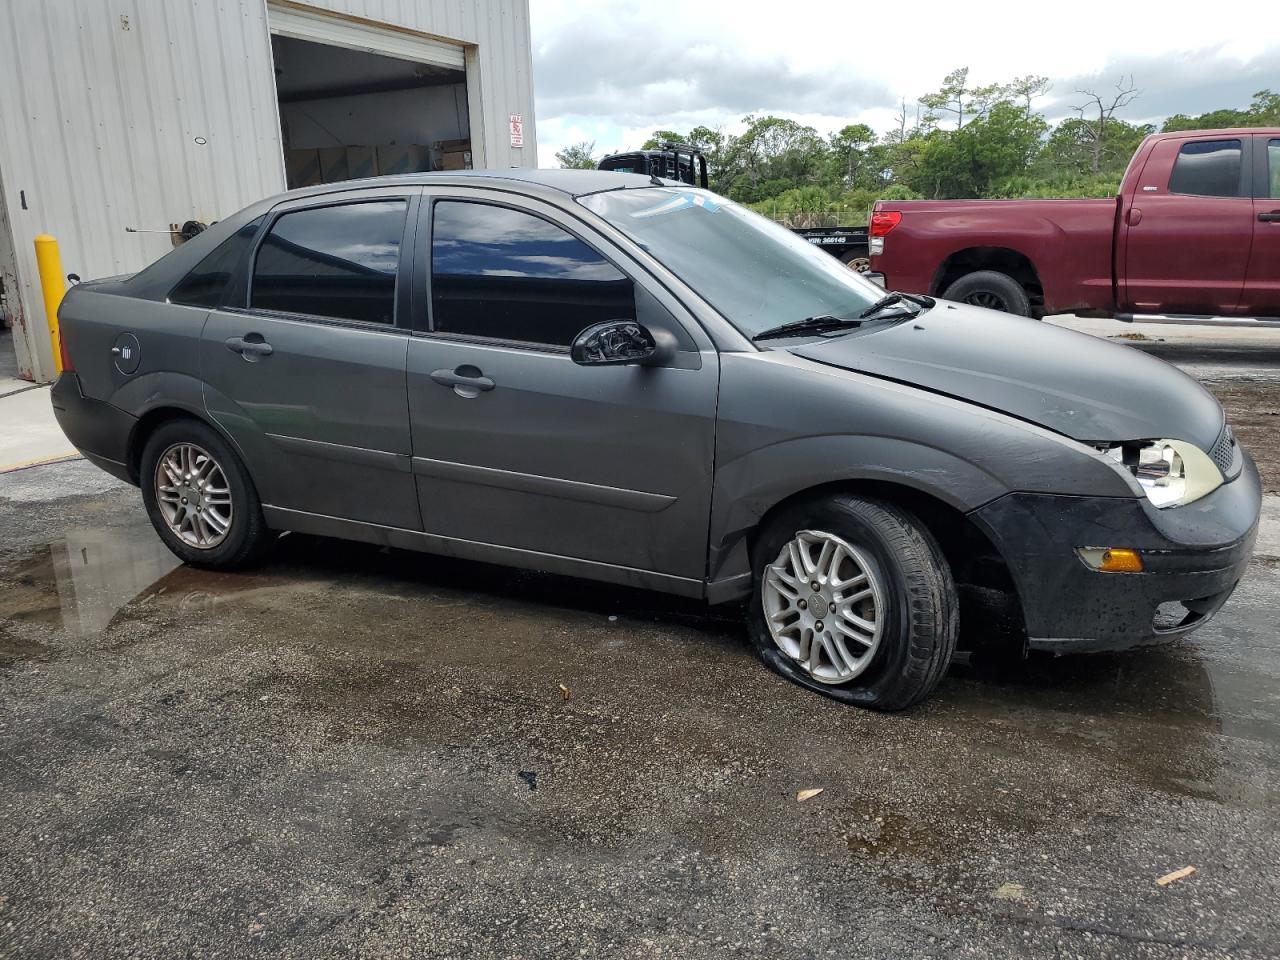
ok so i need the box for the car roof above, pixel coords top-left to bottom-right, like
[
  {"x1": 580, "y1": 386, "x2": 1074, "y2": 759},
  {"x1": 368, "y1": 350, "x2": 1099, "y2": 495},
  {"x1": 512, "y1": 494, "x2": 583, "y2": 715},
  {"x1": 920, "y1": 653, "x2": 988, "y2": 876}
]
[
  {"x1": 280, "y1": 167, "x2": 673, "y2": 203},
  {"x1": 1146, "y1": 127, "x2": 1280, "y2": 141}
]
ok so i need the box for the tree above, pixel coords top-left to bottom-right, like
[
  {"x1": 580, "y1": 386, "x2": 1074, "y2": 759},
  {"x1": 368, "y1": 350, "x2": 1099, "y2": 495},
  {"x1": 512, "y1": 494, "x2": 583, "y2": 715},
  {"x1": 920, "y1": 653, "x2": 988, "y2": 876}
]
[
  {"x1": 1071, "y1": 76, "x2": 1141, "y2": 173},
  {"x1": 919, "y1": 67, "x2": 972, "y2": 129},
  {"x1": 555, "y1": 141, "x2": 597, "y2": 170}
]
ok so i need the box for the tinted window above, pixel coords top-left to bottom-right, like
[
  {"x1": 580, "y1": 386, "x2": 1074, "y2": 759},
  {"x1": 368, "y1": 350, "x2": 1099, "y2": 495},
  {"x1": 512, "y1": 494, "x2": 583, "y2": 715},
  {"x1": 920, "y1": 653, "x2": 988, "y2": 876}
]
[
  {"x1": 1168, "y1": 139, "x2": 1243, "y2": 197},
  {"x1": 1269, "y1": 139, "x2": 1280, "y2": 199},
  {"x1": 169, "y1": 217, "x2": 262, "y2": 308},
  {"x1": 431, "y1": 201, "x2": 634, "y2": 346},
  {"x1": 251, "y1": 200, "x2": 406, "y2": 324}
]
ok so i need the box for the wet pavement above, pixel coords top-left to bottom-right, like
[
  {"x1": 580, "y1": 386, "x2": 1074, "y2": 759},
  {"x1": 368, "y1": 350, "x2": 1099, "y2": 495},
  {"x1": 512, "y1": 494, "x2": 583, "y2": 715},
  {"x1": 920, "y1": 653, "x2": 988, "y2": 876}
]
[{"x1": 3, "y1": 339, "x2": 1280, "y2": 958}]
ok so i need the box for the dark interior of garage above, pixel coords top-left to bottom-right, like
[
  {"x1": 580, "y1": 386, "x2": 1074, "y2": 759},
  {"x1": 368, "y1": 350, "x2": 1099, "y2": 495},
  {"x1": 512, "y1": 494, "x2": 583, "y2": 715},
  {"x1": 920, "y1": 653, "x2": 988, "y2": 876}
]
[{"x1": 271, "y1": 35, "x2": 471, "y2": 188}]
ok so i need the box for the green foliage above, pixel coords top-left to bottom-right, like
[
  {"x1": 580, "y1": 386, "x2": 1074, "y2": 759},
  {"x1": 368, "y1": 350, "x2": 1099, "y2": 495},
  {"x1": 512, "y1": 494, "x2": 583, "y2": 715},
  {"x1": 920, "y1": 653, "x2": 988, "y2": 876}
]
[
  {"x1": 622, "y1": 80, "x2": 1277, "y2": 220},
  {"x1": 555, "y1": 141, "x2": 598, "y2": 170},
  {"x1": 1162, "y1": 89, "x2": 1280, "y2": 131}
]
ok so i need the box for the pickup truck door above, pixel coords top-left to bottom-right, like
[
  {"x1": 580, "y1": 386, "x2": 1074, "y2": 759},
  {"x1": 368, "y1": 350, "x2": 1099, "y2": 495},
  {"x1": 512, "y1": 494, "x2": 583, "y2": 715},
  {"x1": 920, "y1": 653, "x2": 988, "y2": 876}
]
[
  {"x1": 1121, "y1": 136, "x2": 1254, "y2": 315},
  {"x1": 1243, "y1": 135, "x2": 1280, "y2": 316}
]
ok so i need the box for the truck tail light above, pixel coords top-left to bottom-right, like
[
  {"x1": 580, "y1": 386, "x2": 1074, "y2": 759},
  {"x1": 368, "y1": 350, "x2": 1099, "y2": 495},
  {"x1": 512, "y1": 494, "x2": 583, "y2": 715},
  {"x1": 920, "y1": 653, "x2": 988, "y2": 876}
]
[{"x1": 868, "y1": 210, "x2": 902, "y2": 256}]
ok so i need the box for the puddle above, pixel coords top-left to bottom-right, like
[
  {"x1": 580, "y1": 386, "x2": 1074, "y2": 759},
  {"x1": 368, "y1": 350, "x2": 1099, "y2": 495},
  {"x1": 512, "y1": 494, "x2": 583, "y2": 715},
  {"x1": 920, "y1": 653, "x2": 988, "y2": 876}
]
[{"x1": 0, "y1": 523, "x2": 182, "y2": 643}]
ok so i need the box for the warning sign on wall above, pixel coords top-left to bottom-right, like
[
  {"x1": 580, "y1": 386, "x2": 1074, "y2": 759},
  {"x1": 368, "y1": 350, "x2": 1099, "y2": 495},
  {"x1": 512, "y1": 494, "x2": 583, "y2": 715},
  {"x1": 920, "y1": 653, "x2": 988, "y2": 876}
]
[{"x1": 509, "y1": 114, "x2": 524, "y2": 148}]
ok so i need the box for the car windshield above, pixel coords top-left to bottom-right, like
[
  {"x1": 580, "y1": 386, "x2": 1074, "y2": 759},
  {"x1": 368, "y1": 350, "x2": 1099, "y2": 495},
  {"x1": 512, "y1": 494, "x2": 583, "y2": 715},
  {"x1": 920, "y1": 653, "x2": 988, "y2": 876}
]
[{"x1": 578, "y1": 188, "x2": 887, "y2": 339}]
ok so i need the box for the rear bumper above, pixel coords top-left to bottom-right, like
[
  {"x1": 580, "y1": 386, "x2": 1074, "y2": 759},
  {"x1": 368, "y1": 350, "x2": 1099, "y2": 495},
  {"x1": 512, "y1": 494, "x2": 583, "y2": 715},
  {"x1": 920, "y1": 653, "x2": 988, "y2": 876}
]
[
  {"x1": 972, "y1": 455, "x2": 1262, "y2": 653},
  {"x1": 50, "y1": 372, "x2": 136, "y2": 484}
]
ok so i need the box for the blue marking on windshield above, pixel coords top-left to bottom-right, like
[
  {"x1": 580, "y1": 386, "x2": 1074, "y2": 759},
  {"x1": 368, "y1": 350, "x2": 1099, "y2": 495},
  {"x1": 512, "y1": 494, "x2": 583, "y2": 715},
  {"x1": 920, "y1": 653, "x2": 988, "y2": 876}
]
[{"x1": 630, "y1": 192, "x2": 724, "y2": 219}]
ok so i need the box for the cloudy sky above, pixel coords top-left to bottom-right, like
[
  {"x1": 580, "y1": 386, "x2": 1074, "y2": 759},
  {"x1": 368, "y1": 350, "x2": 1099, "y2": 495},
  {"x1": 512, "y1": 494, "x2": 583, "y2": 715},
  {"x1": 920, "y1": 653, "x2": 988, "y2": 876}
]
[{"x1": 528, "y1": 0, "x2": 1279, "y2": 167}]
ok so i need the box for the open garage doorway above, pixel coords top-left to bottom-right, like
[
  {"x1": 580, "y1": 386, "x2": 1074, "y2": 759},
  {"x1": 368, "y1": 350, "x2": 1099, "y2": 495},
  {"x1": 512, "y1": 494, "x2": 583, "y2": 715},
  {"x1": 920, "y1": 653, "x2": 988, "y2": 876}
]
[{"x1": 269, "y1": 14, "x2": 473, "y2": 189}]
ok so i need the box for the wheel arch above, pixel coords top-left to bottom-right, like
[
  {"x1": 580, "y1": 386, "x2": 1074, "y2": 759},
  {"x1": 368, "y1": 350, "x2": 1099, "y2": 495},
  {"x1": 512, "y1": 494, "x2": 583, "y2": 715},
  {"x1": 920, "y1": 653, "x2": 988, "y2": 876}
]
[
  {"x1": 126, "y1": 405, "x2": 243, "y2": 485},
  {"x1": 930, "y1": 246, "x2": 1044, "y2": 313},
  {"x1": 742, "y1": 478, "x2": 1027, "y2": 650}
]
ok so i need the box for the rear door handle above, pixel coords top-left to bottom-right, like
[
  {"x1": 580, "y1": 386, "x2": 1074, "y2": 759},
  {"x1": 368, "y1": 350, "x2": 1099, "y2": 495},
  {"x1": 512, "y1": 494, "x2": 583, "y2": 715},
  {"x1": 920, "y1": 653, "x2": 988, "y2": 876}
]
[
  {"x1": 1259, "y1": 212, "x2": 1280, "y2": 223},
  {"x1": 430, "y1": 366, "x2": 495, "y2": 398},
  {"x1": 224, "y1": 335, "x2": 273, "y2": 357}
]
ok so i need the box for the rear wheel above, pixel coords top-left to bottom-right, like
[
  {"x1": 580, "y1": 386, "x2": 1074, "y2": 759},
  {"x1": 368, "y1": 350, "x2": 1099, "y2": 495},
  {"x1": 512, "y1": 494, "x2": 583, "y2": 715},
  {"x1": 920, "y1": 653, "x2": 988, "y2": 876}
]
[
  {"x1": 841, "y1": 249, "x2": 871, "y2": 273},
  {"x1": 748, "y1": 495, "x2": 958, "y2": 710},
  {"x1": 942, "y1": 270, "x2": 1032, "y2": 316},
  {"x1": 140, "y1": 418, "x2": 272, "y2": 569}
]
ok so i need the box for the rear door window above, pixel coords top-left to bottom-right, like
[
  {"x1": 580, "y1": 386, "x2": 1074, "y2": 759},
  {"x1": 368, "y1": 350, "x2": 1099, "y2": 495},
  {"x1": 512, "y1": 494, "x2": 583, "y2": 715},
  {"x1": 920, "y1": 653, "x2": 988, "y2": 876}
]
[
  {"x1": 430, "y1": 200, "x2": 635, "y2": 347},
  {"x1": 1168, "y1": 139, "x2": 1244, "y2": 197},
  {"x1": 169, "y1": 217, "x2": 263, "y2": 308},
  {"x1": 251, "y1": 200, "x2": 407, "y2": 324}
]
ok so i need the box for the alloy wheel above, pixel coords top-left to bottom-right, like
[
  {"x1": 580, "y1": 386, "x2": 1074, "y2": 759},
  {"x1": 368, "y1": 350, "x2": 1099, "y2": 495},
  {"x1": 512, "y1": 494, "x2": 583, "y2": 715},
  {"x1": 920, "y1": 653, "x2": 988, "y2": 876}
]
[
  {"x1": 963, "y1": 291, "x2": 1007, "y2": 311},
  {"x1": 762, "y1": 530, "x2": 885, "y2": 684},
  {"x1": 154, "y1": 442, "x2": 234, "y2": 549}
]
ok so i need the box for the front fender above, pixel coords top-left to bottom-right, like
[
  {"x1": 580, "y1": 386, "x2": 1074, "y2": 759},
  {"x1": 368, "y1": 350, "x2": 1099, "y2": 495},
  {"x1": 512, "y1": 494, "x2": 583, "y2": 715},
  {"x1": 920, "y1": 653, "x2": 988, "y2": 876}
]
[{"x1": 707, "y1": 434, "x2": 1008, "y2": 583}]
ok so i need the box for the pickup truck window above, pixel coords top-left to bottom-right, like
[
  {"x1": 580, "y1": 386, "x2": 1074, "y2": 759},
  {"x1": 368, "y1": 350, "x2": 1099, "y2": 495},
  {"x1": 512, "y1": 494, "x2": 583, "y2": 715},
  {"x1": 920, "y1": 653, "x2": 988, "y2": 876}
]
[
  {"x1": 1269, "y1": 140, "x2": 1280, "y2": 198},
  {"x1": 1167, "y1": 139, "x2": 1243, "y2": 198}
]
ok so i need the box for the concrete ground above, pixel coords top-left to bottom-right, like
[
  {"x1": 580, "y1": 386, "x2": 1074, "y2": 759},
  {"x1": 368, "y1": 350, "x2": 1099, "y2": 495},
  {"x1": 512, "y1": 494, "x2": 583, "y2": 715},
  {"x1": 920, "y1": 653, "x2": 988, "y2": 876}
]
[{"x1": 2, "y1": 324, "x2": 1279, "y2": 958}]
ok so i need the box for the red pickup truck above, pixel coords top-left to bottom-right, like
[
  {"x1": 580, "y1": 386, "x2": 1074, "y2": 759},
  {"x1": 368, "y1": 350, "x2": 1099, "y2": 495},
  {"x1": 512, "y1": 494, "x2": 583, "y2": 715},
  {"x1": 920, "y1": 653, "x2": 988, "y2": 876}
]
[{"x1": 868, "y1": 128, "x2": 1280, "y2": 324}]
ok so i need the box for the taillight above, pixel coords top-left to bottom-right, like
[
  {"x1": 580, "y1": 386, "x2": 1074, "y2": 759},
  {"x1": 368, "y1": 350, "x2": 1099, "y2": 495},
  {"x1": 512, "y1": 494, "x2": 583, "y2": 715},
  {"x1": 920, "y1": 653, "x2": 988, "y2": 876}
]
[
  {"x1": 58, "y1": 325, "x2": 73, "y2": 372},
  {"x1": 869, "y1": 210, "x2": 902, "y2": 237},
  {"x1": 868, "y1": 210, "x2": 902, "y2": 257}
]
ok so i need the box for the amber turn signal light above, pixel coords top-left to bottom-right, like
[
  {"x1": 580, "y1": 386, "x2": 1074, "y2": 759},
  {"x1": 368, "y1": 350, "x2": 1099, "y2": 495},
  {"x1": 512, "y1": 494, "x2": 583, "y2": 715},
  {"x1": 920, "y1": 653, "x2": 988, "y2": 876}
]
[{"x1": 1077, "y1": 547, "x2": 1144, "y2": 573}]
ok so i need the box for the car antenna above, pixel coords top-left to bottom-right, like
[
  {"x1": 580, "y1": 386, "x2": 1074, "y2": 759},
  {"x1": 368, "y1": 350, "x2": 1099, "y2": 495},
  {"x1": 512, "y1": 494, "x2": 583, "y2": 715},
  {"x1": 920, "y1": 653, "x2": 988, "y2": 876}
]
[{"x1": 649, "y1": 174, "x2": 664, "y2": 186}]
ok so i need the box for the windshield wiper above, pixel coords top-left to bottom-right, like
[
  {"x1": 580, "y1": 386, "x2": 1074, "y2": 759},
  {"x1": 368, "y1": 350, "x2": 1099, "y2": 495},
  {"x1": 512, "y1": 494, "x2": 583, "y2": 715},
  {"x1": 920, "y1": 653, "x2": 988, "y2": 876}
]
[
  {"x1": 858, "y1": 292, "x2": 934, "y2": 320},
  {"x1": 751, "y1": 314, "x2": 863, "y2": 342}
]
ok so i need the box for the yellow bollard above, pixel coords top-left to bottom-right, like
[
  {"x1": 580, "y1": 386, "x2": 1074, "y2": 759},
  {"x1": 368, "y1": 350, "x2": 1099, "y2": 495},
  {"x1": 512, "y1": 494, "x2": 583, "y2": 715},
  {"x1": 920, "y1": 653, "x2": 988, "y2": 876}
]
[{"x1": 34, "y1": 234, "x2": 67, "y2": 374}]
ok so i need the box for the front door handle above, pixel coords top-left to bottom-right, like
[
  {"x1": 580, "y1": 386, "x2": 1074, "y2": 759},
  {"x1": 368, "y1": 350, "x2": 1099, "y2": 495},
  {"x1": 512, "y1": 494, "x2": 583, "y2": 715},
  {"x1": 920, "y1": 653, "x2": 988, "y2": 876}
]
[
  {"x1": 224, "y1": 335, "x2": 273, "y2": 358},
  {"x1": 1259, "y1": 211, "x2": 1280, "y2": 223},
  {"x1": 1126, "y1": 207, "x2": 1143, "y2": 226},
  {"x1": 430, "y1": 365, "x2": 495, "y2": 398}
]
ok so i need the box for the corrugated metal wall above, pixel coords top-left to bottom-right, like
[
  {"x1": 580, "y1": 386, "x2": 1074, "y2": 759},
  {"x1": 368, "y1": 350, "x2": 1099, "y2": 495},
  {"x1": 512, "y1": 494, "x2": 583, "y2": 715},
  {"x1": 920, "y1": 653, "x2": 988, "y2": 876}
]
[{"x1": 0, "y1": 0, "x2": 537, "y2": 381}]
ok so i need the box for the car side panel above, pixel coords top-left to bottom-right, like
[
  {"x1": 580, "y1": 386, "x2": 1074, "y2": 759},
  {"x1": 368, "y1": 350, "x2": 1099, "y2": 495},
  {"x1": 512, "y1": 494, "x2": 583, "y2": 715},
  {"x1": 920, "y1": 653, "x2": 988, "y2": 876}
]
[{"x1": 707, "y1": 351, "x2": 1139, "y2": 585}]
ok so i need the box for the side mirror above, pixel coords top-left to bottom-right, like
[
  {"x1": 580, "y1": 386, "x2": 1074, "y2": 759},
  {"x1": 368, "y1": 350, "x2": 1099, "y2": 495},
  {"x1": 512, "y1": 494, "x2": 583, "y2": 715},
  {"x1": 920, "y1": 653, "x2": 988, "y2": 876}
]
[{"x1": 570, "y1": 319, "x2": 675, "y2": 367}]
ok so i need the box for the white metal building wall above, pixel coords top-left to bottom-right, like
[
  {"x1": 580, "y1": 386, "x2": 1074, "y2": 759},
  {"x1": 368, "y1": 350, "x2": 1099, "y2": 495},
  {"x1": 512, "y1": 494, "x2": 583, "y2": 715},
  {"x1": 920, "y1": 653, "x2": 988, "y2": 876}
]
[{"x1": 0, "y1": 0, "x2": 537, "y2": 382}]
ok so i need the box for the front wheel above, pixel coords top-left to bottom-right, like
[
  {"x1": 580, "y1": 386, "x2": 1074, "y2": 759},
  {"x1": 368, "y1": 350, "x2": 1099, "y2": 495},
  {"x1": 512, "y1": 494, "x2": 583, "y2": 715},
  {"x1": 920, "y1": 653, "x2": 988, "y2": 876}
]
[
  {"x1": 140, "y1": 418, "x2": 273, "y2": 569},
  {"x1": 747, "y1": 495, "x2": 958, "y2": 710}
]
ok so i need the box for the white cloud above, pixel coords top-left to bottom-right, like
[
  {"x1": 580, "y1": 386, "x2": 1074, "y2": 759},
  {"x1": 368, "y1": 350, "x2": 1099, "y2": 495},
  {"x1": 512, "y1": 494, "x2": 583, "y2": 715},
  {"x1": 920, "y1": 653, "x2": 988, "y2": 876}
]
[{"x1": 529, "y1": 0, "x2": 1279, "y2": 167}]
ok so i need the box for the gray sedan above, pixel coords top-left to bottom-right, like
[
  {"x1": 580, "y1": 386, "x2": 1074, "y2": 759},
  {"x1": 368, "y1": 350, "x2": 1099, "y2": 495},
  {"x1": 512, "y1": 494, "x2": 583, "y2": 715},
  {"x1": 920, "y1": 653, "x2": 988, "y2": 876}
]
[{"x1": 52, "y1": 170, "x2": 1261, "y2": 709}]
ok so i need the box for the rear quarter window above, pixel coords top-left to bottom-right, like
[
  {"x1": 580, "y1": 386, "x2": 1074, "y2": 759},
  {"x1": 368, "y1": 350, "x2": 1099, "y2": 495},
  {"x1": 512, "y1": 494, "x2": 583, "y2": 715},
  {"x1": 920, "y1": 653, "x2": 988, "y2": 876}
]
[{"x1": 168, "y1": 217, "x2": 263, "y2": 308}]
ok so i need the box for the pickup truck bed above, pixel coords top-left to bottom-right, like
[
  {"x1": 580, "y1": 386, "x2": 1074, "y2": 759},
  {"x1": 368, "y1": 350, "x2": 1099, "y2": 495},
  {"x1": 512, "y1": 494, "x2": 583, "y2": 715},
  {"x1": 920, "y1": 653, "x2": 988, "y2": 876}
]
[{"x1": 870, "y1": 128, "x2": 1280, "y2": 322}]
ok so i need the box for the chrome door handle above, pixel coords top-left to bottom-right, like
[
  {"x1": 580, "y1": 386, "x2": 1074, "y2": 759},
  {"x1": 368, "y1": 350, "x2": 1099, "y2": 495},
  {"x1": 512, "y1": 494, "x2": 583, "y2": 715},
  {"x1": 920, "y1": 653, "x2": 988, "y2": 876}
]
[
  {"x1": 224, "y1": 336, "x2": 273, "y2": 357},
  {"x1": 430, "y1": 366, "x2": 495, "y2": 398}
]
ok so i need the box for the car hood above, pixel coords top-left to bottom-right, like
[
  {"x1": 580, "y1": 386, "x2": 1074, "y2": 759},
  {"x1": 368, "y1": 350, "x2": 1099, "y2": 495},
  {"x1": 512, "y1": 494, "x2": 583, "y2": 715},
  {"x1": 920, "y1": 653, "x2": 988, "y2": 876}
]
[{"x1": 790, "y1": 303, "x2": 1224, "y2": 448}]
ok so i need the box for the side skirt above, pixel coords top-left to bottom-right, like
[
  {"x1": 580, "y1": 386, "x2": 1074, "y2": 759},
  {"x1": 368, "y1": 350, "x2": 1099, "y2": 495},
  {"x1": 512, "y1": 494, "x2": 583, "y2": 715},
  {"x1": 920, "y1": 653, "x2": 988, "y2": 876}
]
[{"x1": 262, "y1": 505, "x2": 706, "y2": 599}]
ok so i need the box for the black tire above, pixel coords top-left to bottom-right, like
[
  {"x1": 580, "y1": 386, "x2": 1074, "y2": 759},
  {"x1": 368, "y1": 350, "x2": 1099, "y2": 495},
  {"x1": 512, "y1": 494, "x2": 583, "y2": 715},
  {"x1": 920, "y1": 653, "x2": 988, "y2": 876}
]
[
  {"x1": 942, "y1": 270, "x2": 1032, "y2": 316},
  {"x1": 747, "y1": 495, "x2": 958, "y2": 711},
  {"x1": 840, "y1": 248, "x2": 871, "y2": 273},
  {"x1": 140, "y1": 417, "x2": 272, "y2": 569}
]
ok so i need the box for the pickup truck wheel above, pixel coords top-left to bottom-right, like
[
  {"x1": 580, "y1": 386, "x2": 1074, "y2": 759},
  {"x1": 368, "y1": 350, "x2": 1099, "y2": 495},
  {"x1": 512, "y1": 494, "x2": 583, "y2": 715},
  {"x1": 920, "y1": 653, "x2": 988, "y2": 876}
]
[
  {"x1": 943, "y1": 270, "x2": 1032, "y2": 317},
  {"x1": 748, "y1": 495, "x2": 958, "y2": 711}
]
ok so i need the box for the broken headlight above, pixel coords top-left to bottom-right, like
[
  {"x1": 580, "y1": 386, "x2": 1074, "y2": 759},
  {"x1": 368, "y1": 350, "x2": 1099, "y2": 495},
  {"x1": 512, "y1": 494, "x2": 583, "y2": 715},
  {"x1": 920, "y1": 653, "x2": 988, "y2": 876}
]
[{"x1": 1099, "y1": 439, "x2": 1223, "y2": 509}]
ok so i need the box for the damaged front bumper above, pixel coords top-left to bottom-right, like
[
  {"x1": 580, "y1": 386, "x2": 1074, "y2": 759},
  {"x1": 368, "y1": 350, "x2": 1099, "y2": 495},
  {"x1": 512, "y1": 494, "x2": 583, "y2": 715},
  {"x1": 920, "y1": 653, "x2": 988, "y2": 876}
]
[{"x1": 972, "y1": 453, "x2": 1262, "y2": 653}]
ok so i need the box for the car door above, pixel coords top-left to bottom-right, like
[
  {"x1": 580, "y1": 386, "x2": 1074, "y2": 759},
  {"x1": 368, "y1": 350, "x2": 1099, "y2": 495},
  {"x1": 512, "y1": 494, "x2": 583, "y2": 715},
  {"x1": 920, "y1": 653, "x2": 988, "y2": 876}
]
[
  {"x1": 1243, "y1": 135, "x2": 1280, "y2": 316},
  {"x1": 1122, "y1": 136, "x2": 1254, "y2": 315},
  {"x1": 200, "y1": 187, "x2": 422, "y2": 530},
  {"x1": 405, "y1": 190, "x2": 719, "y2": 583}
]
